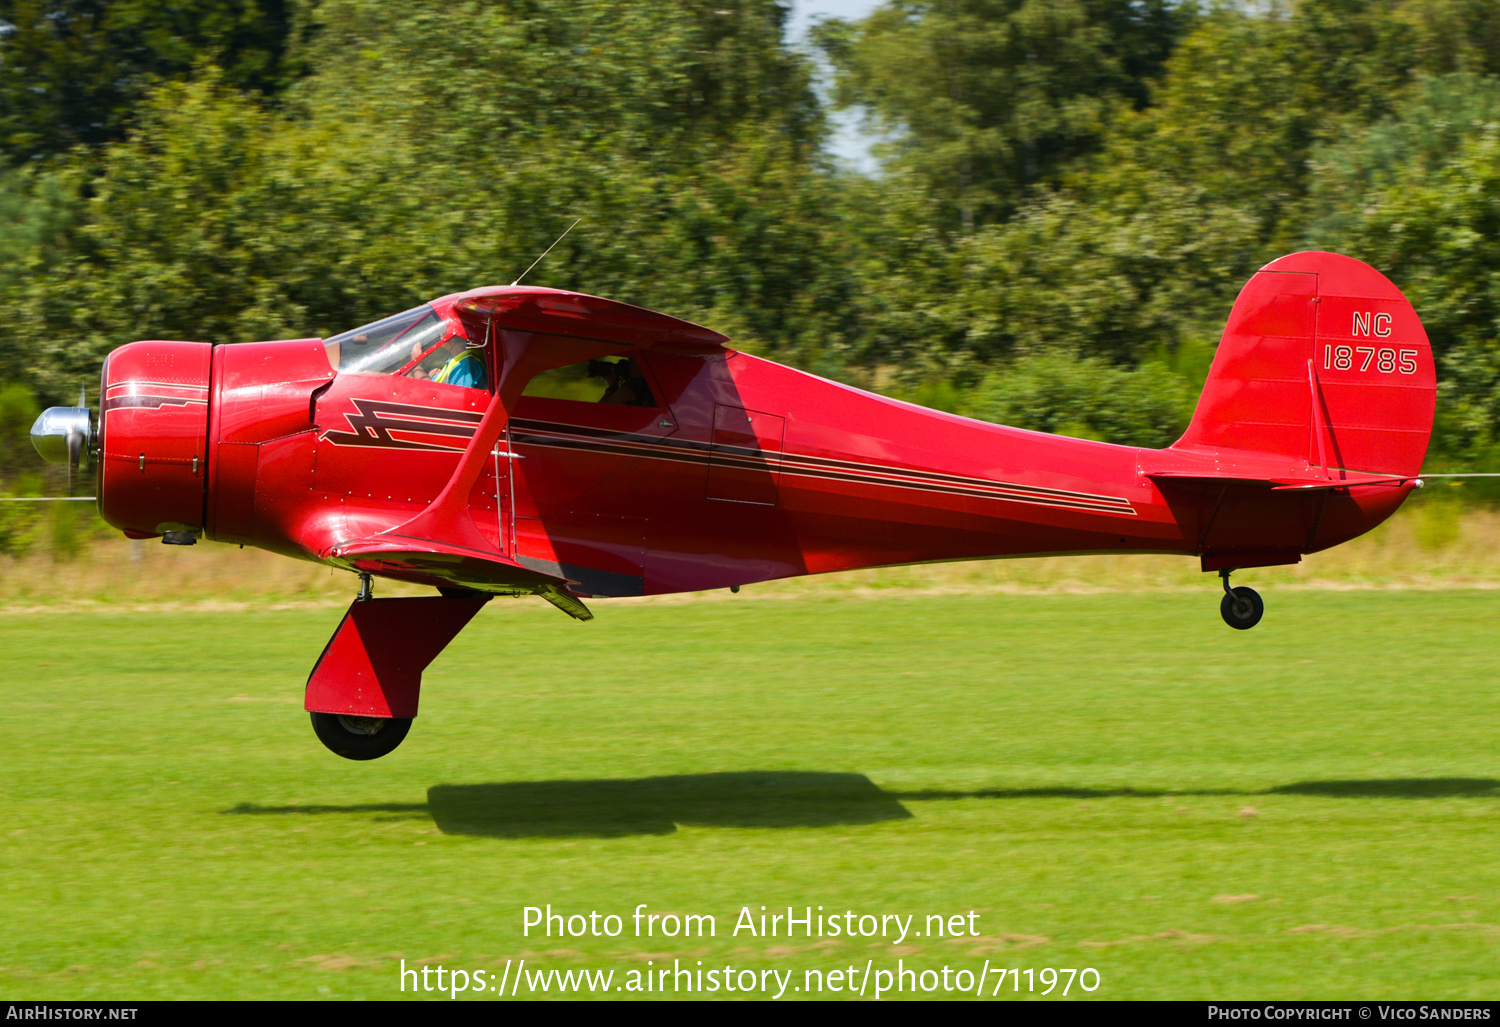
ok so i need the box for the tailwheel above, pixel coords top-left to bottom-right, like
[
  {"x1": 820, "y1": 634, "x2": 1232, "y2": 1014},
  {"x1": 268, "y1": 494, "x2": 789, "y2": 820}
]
[
  {"x1": 310, "y1": 711, "x2": 412, "y2": 761},
  {"x1": 1218, "y1": 569, "x2": 1264, "y2": 630},
  {"x1": 1220, "y1": 587, "x2": 1263, "y2": 630}
]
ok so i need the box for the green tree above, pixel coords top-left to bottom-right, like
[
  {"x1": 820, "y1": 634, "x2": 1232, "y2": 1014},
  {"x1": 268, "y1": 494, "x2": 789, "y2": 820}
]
[
  {"x1": 817, "y1": 0, "x2": 1192, "y2": 230},
  {"x1": 960, "y1": 350, "x2": 1193, "y2": 446},
  {"x1": 0, "y1": 381, "x2": 39, "y2": 478},
  {"x1": 1395, "y1": 0, "x2": 1500, "y2": 78},
  {"x1": 1339, "y1": 126, "x2": 1500, "y2": 458},
  {"x1": 8, "y1": 0, "x2": 861, "y2": 390},
  {"x1": 0, "y1": 163, "x2": 76, "y2": 385},
  {"x1": 834, "y1": 0, "x2": 1500, "y2": 380},
  {"x1": 0, "y1": 0, "x2": 307, "y2": 163},
  {"x1": 1307, "y1": 72, "x2": 1500, "y2": 238}
]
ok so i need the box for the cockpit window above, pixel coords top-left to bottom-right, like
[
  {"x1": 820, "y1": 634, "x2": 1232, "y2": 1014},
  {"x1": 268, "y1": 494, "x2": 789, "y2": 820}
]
[
  {"x1": 324, "y1": 306, "x2": 448, "y2": 376},
  {"x1": 405, "y1": 336, "x2": 489, "y2": 390},
  {"x1": 521, "y1": 356, "x2": 657, "y2": 407}
]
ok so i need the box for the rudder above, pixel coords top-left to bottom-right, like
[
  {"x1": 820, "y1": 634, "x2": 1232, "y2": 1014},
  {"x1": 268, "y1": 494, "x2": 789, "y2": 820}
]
[{"x1": 1173, "y1": 252, "x2": 1435, "y2": 477}]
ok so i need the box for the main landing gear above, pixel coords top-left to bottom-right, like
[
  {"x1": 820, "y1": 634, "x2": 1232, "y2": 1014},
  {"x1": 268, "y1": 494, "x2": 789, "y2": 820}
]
[
  {"x1": 1218, "y1": 569, "x2": 1264, "y2": 630},
  {"x1": 305, "y1": 573, "x2": 492, "y2": 760},
  {"x1": 310, "y1": 571, "x2": 412, "y2": 760},
  {"x1": 310, "y1": 711, "x2": 413, "y2": 761}
]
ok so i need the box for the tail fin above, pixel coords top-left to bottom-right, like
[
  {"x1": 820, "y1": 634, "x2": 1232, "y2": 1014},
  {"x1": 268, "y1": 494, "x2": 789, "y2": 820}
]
[{"x1": 1173, "y1": 251, "x2": 1435, "y2": 477}]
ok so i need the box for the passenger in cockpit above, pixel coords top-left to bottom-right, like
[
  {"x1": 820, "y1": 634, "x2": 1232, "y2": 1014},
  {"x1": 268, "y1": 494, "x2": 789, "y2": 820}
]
[{"x1": 594, "y1": 359, "x2": 653, "y2": 406}]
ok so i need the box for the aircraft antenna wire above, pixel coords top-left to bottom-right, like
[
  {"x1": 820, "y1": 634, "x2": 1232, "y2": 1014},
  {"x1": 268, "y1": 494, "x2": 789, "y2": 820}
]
[{"x1": 510, "y1": 218, "x2": 582, "y2": 287}]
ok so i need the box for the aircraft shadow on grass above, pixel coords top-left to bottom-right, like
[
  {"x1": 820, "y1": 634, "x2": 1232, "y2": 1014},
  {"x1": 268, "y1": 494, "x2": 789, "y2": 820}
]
[
  {"x1": 227, "y1": 771, "x2": 914, "y2": 838},
  {"x1": 895, "y1": 778, "x2": 1500, "y2": 802},
  {"x1": 224, "y1": 775, "x2": 1498, "y2": 839}
]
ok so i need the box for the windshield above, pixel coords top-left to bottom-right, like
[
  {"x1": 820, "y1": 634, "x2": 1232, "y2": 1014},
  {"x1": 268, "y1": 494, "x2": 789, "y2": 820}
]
[{"x1": 324, "y1": 306, "x2": 448, "y2": 376}]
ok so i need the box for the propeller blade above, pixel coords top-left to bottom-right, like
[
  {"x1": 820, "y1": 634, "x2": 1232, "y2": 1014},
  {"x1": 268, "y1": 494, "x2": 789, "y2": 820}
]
[{"x1": 66, "y1": 429, "x2": 82, "y2": 490}]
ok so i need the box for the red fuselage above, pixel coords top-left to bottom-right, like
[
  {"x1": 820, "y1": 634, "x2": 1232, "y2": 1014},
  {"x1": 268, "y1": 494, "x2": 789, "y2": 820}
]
[{"x1": 96, "y1": 285, "x2": 1413, "y2": 599}]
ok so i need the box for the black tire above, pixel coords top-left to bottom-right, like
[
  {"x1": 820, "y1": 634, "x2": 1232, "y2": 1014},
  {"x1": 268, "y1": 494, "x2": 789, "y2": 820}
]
[
  {"x1": 1219, "y1": 586, "x2": 1264, "y2": 630},
  {"x1": 310, "y1": 711, "x2": 412, "y2": 760}
]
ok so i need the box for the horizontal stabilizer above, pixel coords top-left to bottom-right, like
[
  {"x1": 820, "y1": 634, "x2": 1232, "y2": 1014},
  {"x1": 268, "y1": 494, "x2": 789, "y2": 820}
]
[
  {"x1": 1267, "y1": 472, "x2": 1414, "y2": 491},
  {"x1": 1147, "y1": 470, "x2": 1415, "y2": 492}
]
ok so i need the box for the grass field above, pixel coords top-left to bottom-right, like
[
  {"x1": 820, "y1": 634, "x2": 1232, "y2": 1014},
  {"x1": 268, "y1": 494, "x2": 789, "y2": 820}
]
[{"x1": 2, "y1": 586, "x2": 1498, "y2": 1000}]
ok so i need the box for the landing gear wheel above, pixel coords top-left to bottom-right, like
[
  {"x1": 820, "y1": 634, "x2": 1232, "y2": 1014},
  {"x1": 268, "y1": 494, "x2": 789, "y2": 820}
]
[
  {"x1": 310, "y1": 712, "x2": 412, "y2": 760},
  {"x1": 1220, "y1": 586, "x2": 1264, "y2": 630}
]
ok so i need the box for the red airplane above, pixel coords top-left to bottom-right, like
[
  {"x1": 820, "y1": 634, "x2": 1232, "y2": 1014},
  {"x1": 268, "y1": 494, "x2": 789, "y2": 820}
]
[{"x1": 31, "y1": 250, "x2": 1435, "y2": 760}]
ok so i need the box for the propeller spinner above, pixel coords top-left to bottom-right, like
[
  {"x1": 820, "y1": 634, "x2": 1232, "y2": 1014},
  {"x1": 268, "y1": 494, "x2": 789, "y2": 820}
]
[{"x1": 30, "y1": 388, "x2": 95, "y2": 487}]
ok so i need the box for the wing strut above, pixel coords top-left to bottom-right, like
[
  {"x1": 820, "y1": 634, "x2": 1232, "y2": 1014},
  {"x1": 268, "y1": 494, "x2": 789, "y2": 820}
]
[{"x1": 379, "y1": 387, "x2": 514, "y2": 557}]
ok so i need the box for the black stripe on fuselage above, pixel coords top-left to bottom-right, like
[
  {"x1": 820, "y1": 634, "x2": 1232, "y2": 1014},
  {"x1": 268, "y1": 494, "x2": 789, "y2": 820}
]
[
  {"x1": 508, "y1": 418, "x2": 1135, "y2": 516},
  {"x1": 509, "y1": 418, "x2": 1131, "y2": 506},
  {"x1": 315, "y1": 403, "x2": 1135, "y2": 516}
]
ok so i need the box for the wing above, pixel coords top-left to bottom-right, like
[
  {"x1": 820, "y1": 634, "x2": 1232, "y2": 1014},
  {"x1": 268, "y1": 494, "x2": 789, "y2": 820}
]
[
  {"x1": 327, "y1": 536, "x2": 594, "y2": 620},
  {"x1": 446, "y1": 286, "x2": 730, "y2": 352}
]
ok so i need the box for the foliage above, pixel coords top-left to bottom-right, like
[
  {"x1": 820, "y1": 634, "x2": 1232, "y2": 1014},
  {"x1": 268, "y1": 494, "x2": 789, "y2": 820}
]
[
  {"x1": 1307, "y1": 72, "x2": 1500, "y2": 239},
  {"x1": 0, "y1": 381, "x2": 38, "y2": 476},
  {"x1": 822, "y1": 0, "x2": 1500, "y2": 462},
  {"x1": 815, "y1": 0, "x2": 1192, "y2": 229},
  {"x1": 961, "y1": 350, "x2": 1194, "y2": 447},
  {"x1": 0, "y1": 0, "x2": 305, "y2": 163},
  {"x1": 6, "y1": 0, "x2": 859, "y2": 393},
  {"x1": 1338, "y1": 126, "x2": 1500, "y2": 456}
]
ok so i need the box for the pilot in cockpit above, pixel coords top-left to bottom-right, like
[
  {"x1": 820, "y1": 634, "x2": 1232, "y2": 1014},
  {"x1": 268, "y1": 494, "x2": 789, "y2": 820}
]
[{"x1": 408, "y1": 333, "x2": 489, "y2": 390}]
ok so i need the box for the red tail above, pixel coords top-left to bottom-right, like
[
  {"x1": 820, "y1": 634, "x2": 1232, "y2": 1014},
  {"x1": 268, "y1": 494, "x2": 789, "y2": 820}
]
[{"x1": 1173, "y1": 252, "x2": 1435, "y2": 477}]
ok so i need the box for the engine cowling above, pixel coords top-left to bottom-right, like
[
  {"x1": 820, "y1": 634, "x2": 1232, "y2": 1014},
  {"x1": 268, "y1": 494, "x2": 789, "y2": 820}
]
[{"x1": 98, "y1": 341, "x2": 212, "y2": 541}]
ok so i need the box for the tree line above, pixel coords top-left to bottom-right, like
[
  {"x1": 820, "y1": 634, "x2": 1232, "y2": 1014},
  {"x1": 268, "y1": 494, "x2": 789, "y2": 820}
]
[{"x1": 2, "y1": 0, "x2": 1499, "y2": 478}]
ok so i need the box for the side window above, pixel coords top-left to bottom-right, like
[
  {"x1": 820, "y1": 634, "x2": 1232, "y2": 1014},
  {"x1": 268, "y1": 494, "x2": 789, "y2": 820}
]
[{"x1": 522, "y1": 356, "x2": 657, "y2": 407}]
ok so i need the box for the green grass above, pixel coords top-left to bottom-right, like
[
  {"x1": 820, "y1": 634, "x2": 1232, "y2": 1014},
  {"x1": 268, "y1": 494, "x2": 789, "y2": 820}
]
[{"x1": 1, "y1": 591, "x2": 1498, "y2": 1000}]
